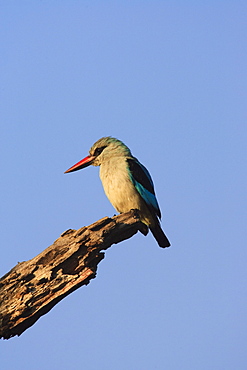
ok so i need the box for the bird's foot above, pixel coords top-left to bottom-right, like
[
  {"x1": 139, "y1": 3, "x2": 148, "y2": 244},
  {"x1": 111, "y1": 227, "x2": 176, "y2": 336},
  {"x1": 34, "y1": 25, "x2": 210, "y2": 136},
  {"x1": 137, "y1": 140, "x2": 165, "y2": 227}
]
[
  {"x1": 130, "y1": 208, "x2": 140, "y2": 219},
  {"x1": 130, "y1": 209, "x2": 149, "y2": 236}
]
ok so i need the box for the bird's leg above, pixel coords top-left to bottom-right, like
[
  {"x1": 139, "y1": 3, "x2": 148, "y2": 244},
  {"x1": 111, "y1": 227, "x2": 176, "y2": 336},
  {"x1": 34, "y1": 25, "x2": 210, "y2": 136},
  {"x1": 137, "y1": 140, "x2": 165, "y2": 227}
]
[
  {"x1": 130, "y1": 208, "x2": 140, "y2": 219},
  {"x1": 130, "y1": 209, "x2": 149, "y2": 236}
]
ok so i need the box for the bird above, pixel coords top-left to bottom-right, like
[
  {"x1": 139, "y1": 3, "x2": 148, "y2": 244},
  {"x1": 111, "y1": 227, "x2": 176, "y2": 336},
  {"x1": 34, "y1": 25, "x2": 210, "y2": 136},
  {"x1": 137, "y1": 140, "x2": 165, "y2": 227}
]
[{"x1": 65, "y1": 137, "x2": 170, "y2": 248}]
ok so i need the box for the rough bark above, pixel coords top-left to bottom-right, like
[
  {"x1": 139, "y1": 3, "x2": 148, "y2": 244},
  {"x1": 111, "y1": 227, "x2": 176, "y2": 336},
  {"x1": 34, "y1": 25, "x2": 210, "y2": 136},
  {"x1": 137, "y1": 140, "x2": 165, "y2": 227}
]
[{"x1": 0, "y1": 210, "x2": 148, "y2": 340}]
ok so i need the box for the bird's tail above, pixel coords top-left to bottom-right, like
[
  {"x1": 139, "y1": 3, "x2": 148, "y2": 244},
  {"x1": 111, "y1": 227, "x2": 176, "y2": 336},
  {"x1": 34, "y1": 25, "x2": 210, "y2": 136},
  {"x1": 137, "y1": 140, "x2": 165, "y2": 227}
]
[{"x1": 150, "y1": 222, "x2": 170, "y2": 248}]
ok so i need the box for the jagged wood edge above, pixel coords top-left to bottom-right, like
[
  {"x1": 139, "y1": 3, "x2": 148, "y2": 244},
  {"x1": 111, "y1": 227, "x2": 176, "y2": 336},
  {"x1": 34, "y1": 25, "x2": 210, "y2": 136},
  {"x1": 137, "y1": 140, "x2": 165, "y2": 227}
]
[{"x1": 0, "y1": 210, "x2": 148, "y2": 340}]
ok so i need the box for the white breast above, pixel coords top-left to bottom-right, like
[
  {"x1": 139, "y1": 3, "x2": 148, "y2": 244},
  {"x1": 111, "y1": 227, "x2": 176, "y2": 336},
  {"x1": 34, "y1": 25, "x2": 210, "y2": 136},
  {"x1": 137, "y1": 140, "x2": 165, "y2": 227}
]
[{"x1": 99, "y1": 157, "x2": 142, "y2": 213}]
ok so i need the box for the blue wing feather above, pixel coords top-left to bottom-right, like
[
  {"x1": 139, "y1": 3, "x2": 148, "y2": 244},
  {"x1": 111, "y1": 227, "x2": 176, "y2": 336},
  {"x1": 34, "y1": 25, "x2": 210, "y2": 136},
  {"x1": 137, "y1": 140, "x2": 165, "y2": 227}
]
[{"x1": 127, "y1": 158, "x2": 161, "y2": 219}]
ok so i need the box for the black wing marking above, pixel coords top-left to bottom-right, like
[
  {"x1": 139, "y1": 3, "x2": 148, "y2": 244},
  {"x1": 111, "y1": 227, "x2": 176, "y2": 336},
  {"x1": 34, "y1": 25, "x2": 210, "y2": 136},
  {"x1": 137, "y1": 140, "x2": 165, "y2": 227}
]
[{"x1": 127, "y1": 158, "x2": 155, "y2": 195}]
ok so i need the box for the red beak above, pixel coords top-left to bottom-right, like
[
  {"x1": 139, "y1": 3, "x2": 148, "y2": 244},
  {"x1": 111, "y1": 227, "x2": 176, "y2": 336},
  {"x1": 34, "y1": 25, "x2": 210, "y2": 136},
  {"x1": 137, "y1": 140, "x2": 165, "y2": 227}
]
[{"x1": 64, "y1": 155, "x2": 95, "y2": 173}]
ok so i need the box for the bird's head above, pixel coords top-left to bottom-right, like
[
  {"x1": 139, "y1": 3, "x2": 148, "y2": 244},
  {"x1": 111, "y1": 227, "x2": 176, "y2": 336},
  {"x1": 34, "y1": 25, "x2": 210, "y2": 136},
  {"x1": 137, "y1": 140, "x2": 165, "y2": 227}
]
[{"x1": 64, "y1": 137, "x2": 131, "y2": 173}]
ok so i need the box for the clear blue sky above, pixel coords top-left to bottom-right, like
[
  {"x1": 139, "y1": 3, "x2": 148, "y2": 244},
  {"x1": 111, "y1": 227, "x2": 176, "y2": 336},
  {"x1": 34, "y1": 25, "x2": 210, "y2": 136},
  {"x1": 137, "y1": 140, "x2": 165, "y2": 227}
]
[{"x1": 1, "y1": 2, "x2": 246, "y2": 369}]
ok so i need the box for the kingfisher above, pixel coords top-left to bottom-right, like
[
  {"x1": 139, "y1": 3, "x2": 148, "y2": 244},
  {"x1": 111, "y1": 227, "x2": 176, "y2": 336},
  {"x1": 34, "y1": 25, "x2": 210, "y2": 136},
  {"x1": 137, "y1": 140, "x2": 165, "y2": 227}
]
[{"x1": 65, "y1": 137, "x2": 170, "y2": 248}]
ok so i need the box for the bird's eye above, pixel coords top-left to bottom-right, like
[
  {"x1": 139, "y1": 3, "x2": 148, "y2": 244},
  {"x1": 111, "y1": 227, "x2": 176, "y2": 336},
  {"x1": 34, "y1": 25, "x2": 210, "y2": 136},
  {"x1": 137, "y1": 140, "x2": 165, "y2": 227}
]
[{"x1": 94, "y1": 146, "x2": 106, "y2": 156}]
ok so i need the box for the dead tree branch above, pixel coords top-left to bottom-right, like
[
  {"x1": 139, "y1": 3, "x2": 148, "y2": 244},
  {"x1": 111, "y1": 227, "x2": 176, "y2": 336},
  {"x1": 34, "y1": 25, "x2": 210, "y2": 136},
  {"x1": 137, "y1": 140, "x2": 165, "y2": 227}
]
[{"x1": 0, "y1": 210, "x2": 148, "y2": 340}]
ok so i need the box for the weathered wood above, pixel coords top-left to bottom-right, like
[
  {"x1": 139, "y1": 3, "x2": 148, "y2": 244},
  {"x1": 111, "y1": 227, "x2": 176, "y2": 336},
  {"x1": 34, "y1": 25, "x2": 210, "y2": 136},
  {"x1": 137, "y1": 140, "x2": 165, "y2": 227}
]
[{"x1": 0, "y1": 210, "x2": 148, "y2": 340}]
